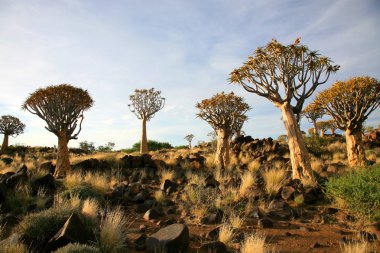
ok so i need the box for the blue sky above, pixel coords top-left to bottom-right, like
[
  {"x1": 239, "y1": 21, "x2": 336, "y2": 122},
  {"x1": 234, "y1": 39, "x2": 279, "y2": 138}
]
[{"x1": 0, "y1": 0, "x2": 379, "y2": 149}]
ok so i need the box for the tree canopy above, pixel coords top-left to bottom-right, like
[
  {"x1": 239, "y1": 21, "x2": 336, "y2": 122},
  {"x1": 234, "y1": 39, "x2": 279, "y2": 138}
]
[
  {"x1": 0, "y1": 115, "x2": 25, "y2": 137},
  {"x1": 128, "y1": 88, "x2": 165, "y2": 121}
]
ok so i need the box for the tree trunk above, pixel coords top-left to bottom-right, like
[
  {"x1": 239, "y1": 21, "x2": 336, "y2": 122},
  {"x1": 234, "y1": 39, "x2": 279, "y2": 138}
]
[
  {"x1": 54, "y1": 132, "x2": 70, "y2": 178},
  {"x1": 188, "y1": 141, "x2": 192, "y2": 149},
  {"x1": 312, "y1": 120, "x2": 319, "y2": 137},
  {"x1": 215, "y1": 129, "x2": 230, "y2": 169},
  {"x1": 345, "y1": 128, "x2": 367, "y2": 166},
  {"x1": 279, "y1": 102, "x2": 315, "y2": 182},
  {"x1": 140, "y1": 118, "x2": 148, "y2": 154},
  {"x1": 0, "y1": 134, "x2": 9, "y2": 154},
  {"x1": 320, "y1": 130, "x2": 325, "y2": 138}
]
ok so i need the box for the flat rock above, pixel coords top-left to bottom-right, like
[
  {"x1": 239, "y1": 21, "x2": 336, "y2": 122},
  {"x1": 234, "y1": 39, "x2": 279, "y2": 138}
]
[
  {"x1": 198, "y1": 241, "x2": 228, "y2": 253},
  {"x1": 144, "y1": 207, "x2": 164, "y2": 221},
  {"x1": 146, "y1": 223, "x2": 189, "y2": 253}
]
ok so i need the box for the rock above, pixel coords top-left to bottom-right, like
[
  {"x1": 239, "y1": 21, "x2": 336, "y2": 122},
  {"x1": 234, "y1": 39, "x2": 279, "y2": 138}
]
[
  {"x1": 326, "y1": 163, "x2": 346, "y2": 174},
  {"x1": 0, "y1": 182, "x2": 7, "y2": 204},
  {"x1": 72, "y1": 158, "x2": 110, "y2": 172},
  {"x1": 324, "y1": 207, "x2": 338, "y2": 214},
  {"x1": 205, "y1": 175, "x2": 220, "y2": 188},
  {"x1": 299, "y1": 226, "x2": 310, "y2": 232},
  {"x1": 201, "y1": 209, "x2": 224, "y2": 225},
  {"x1": 5, "y1": 165, "x2": 27, "y2": 188},
  {"x1": 144, "y1": 207, "x2": 164, "y2": 221},
  {"x1": 365, "y1": 223, "x2": 380, "y2": 241},
  {"x1": 310, "y1": 242, "x2": 322, "y2": 248},
  {"x1": 44, "y1": 213, "x2": 94, "y2": 252},
  {"x1": 129, "y1": 182, "x2": 142, "y2": 195},
  {"x1": 160, "y1": 179, "x2": 178, "y2": 194},
  {"x1": 203, "y1": 226, "x2": 220, "y2": 240},
  {"x1": 146, "y1": 223, "x2": 189, "y2": 253},
  {"x1": 258, "y1": 218, "x2": 273, "y2": 228},
  {"x1": 139, "y1": 224, "x2": 147, "y2": 232},
  {"x1": 127, "y1": 232, "x2": 147, "y2": 250},
  {"x1": 1, "y1": 157, "x2": 13, "y2": 165},
  {"x1": 133, "y1": 191, "x2": 149, "y2": 203},
  {"x1": 135, "y1": 203, "x2": 152, "y2": 213},
  {"x1": 281, "y1": 186, "x2": 295, "y2": 200},
  {"x1": 198, "y1": 241, "x2": 228, "y2": 253},
  {"x1": 40, "y1": 161, "x2": 55, "y2": 174},
  {"x1": 31, "y1": 174, "x2": 56, "y2": 195}
]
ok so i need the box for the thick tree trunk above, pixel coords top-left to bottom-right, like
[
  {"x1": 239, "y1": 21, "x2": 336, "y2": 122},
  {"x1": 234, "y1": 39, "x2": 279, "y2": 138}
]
[
  {"x1": 330, "y1": 128, "x2": 335, "y2": 135},
  {"x1": 140, "y1": 118, "x2": 148, "y2": 154},
  {"x1": 312, "y1": 121, "x2": 319, "y2": 137},
  {"x1": 215, "y1": 129, "x2": 230, "y2": 169},
  {"x1": 345, "y1": 128, "x2": 367, "y2": 166},
  {"x1": 0, "y1": 134, "x2": 9, "y2": 154},
  {"x1": 54, "y1": 132, "x2": 70, "y2": 177},
  {"x1": 279, "y1": 103, "x2": 315, "y2": 182},
  {"x1": 320, "y1": 130, "x2": 325, "y2": 138}
]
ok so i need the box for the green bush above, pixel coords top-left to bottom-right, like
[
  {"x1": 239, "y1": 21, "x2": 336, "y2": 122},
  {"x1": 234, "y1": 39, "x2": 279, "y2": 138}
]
[
  {"x1": 15, "y1": 207, "x2": 74, "y2": 250},
  {"x1": 324, "y1": 165, "x2": 380, "y2": 221},
  {"x1": 53, "y1": 243, "x2": 100, "y2": 253},
  {"x1": 61, "y1": 185, "x2": 105, "y2": 205},
  {"x1": 131, "y1": 140, "x2": 173, "y2": 151}
]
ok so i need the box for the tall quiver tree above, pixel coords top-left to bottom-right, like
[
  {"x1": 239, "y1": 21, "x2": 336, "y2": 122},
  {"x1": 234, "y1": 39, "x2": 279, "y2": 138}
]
[
  {"x1": 0, "y1": 115, "x2": 25, "y2": 154},
  {"x1": 128, "y1": 88, "x2": 165, "y2": 154},
  {"x1": 314, "y1": 76, "x2": 380, "y2": 166},
  {"x1": 196, "y1": 92, "x2": 250, "y2": 169},
  {"x1": 302, "y1": 103, "x2": 324, "y2": 136},
  {"x1": 184, "y1": 134, "x2": 194, "y2": 149},
  {"x1": 230, "y1": 38, "x2": 339, "y2": 181},
  {"x1": 22, "y1": 84, "x2": 94, "y2": 177}
]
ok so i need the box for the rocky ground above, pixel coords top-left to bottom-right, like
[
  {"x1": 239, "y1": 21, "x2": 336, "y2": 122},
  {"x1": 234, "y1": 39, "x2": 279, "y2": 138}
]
[{"x1": 0, "y1": 136, "x2": 379, "y2": 252}]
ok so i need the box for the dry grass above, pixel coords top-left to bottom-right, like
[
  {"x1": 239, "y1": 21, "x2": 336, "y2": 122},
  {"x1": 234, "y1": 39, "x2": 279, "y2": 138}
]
[
  {"x1": 229, "y1": 212, "x2": 244, "y2": 229},
  {"x1": 263, "y1": 169, "x2": 286, "y2": 197},
  {"x1": 220, "y1": 186, "x2": 239, "y2": 206},
  {"x1": 82, "y1": 198, "x2": 99, "y2": 219},
  {"x1": 241, "y1": 231, "x2": 273, "y2": 253},
  {"x1": 333, "y1": 152, "x2": 347, "y2": 163},
  {"x1": 99, "y1": 207, "x2": 128, "y2": 253},
  {"x1": 340, "y1": 240, "x2": 376, "y2": 253},
  {"x1": 301, "y1": 176, "x2": 315, "y2": 188},
  {"x1": 160, "y1": 169, "x2": 175, "y2": 183},
  {"x1": 186, "y1": 171, "x2": 205, "y2": 186},
  {"x1": 154, "y1": 190, "x2": 165, "y2": 203},
  {"x1": 248, "y1": 159, "x2": 261, "y2": 172},
  {"x1": 219, "y1": 224, "x2": 235, "y2": 247},
  {"x1": 239, "y1": 171, "x2": 255, "y2": 197},
  {"x1": 205, "y1": 153, "x2": 217, "y2": 169},
  {"x1": 328, "y1": 141, "x2": 346, "y2": 153},
  {"x1": 64, "y1": 171, "x2": 83, "y2": 189},
  {"x1": 64, "y1": 171, "x2": 110, "y2": 194},
  {"x1": 0, "y1": 242, "x2": 28, "y2": 253}
]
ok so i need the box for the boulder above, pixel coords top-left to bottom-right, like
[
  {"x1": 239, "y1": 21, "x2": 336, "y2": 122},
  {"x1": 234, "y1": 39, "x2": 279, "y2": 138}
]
[
  {"x1": 31, "y1": 174, "x2": 56, "y2": 195},
  {"x1": 144, "y1": 207, "x2": 164, "y2": 221},
  {"x1": 72, "y1": 158, "x2": 110, "y2": 172},
  {"x1": 0, "y1": 182, "x2": 7, "y2": 204},
  {"x1": 205, "y1": 175, "x2": 220, "y2": 188},
  {"x1": 146, "y1": 223, "x2": 189, "y2": 253},
  {"x1": 281, "y1": 186, "x2": 295, "y2": 201},
  {"x1": 5, "y1": 165, "x2": 27, "y2": 188},
  {"x1": 160, "y1": 179, "x2": 178, "y2": 194},
  {"x1": 258, "y1": 218, "x2": 273, "y2": 228},
  {"x1": 39, "y1": 161, "x2": 55, "y2": 174},
  {"x1": 44, "y1": 213, "x2": 94, "y2": 252}
]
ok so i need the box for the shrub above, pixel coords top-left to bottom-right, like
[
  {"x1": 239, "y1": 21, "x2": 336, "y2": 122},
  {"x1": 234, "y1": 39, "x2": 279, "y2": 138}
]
[
  {"x1": 0, "y1": 242, "x2": 27, "y2": 253},
  {"x1": 98, "y1": 207, "x2": 128, "y2": 253},
  {"x1": 131, "y1": 140, "x2": 173, "y2": 151},
  {"x1": 263, "y1": 169, "x2": 287, "y2": 197},
  {"x1": 324, "y1": 165, "x2": 380, "y2": 221},
  {"x1": 61, "y1": 185, "x2": 105, "y2": 205},
  {"x1": 15, "y1": 207, "x2": 74, "y2": 250},
  {"x1": 218, "y1": 224, "x2": 235, "y2": 247},
  {"x1": 53, "y1": 243, "x2": 100, "y2": 253},
  {"x1": 241, "y1": 231, "x2": 271, "y2": 253}
]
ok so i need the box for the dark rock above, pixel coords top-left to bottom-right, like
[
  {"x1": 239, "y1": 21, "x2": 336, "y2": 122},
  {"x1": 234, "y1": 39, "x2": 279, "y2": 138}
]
[
  {"x1": 31, "y1": 174, "x2": 56, "y2": 195},
  {"x1": 324, "y1": 207, "x2": 338, "y2": 214},
  {"x1": 281, "y1": 186, "x2": 295, "y2": 201},
  {"x1": 144, "y1": 207, "x2": 164, "y2": 221},
  {"x1": 40, "y1": 161, "x2": 55, "y2": 174},
  {"x1": 72, "y1": 158, "x2": 110, "y2": 172},
  {"x1": 5, "y1": 165, "x2": 27, "y2": 188},
  {"x1": 135, "y1": 203, "x2": 152, "y2": 213},
  {"x1": 146, "y1": 223, "x2": 189, "y2": 253},
  {"x1": 365, "y1": 223, "x2": 380, "y2": 241},
  {"x1": 127, "y1": 232, "x2": 147, "y2": 250},
  {"x1": 205, "y1": 175, "x2": 220, "y2": 188},
  {"x1": 310, "y1": 242, "x2": 322, "y2": 248},
  {"x1": 258, "y1": 218, "x2": 273, "y2": 228},
  {"x1": 26, "y1": 204, "x2": 37, "y2": 212},
  {"x1": 203, "y1": 226, "x2": 220, "y2": 240},
  {"x1": 133, "y1": 191, "x2": 149, "y2": 203},
  {"x1": 0, "y1": 182, "x2": 7, "y2": 204},
  {"x1": 201, "y1": 209, "x2": 224, "y2": 225},
  {"x1": 44, "y1": 213, "x2": 94, "y2": 252},
  {"x1": 160, "y1": 179, "x2": 178, "y2": 194},
  {"x1": 1, "y1": 157, "x2": 13, "y2": 165},
  {"x1": 198, "y1": 241, "x2": 228, "y2": 253},
  {"x1": 129, "y1": 182, "x2": 142, "y2": 195}
]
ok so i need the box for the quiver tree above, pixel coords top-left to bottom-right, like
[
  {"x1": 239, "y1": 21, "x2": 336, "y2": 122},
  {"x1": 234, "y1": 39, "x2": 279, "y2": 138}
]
[
  {"x1": 314, "y1": 76, "x2": 380, "y2": 166},
  {"x1": 128, "y1": 88, "x2": 165, "y2": 154},
  {"x1": 0, "y1": 115, "x2": 26, "y2": 154},
  {"x1": 232, "y1": 116, "x2": 246, "y2": 139},
  {"x1": 326, "y1": 119, "x2": 338, "y2": 135},
  {"x1": 196, "y1": 92, "x2": 250, "y2": 169},
  {"x1": 230, "y1": 38, "x2": 339, "y2": 181},
  {"x1": 302, "y1": 102, "x2": 324, "y2": 136},
  {"x1": 184, "y1": 134, "x2": 194, "y2": 149},
  {"x1": 22, "y1": 84, "x2": 94, "y2": 177},
  {"x1": 316, "y1": 121, "x2": 330, "y2": 137}
]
